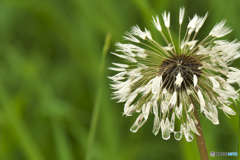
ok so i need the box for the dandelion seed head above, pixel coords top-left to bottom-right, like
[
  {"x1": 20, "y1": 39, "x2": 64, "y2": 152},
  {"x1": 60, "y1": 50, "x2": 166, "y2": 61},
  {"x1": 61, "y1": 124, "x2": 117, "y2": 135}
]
[{"x1": 109, "y1": 7, "x2": 240, "y2": 141}]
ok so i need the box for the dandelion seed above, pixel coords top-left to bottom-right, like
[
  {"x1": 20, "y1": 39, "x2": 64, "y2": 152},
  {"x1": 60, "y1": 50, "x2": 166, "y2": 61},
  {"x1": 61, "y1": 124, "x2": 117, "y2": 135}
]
[{"x1": 109, "y1": 7, "x2": 239, "y2": 141}]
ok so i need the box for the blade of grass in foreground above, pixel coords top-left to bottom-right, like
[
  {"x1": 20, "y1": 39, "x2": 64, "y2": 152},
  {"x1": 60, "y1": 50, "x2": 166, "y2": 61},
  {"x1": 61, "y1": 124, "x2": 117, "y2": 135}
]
[{"x1": 85, "y1": 33, "x2": 112, "y2": 160}]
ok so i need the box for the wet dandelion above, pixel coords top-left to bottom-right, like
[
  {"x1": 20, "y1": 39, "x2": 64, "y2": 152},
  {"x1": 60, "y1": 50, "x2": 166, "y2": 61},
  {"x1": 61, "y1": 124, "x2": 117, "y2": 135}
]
[{"x1": 109, "y1": 7, "x2": 239, "y2": 141}]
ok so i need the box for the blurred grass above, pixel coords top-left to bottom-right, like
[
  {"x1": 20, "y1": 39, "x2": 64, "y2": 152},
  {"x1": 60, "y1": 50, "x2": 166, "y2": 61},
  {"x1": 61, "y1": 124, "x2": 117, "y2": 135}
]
[
  {"x1": 86, "y1": 33, "x2": 111, "y2": 160},
  {"x1": 0, "y1": 0, "x2": 239, "y2": 160}
]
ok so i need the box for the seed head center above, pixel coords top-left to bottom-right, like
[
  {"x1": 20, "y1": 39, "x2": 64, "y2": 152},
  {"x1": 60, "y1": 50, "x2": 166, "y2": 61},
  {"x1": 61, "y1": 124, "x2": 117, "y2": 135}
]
[{"x1": 159, "y1": 54, "x2": 202, "y2": 91}]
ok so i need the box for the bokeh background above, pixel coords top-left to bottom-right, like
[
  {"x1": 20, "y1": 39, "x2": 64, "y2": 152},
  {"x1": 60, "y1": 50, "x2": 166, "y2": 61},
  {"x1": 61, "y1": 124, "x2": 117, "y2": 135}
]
[{"x1": 0, "y1": 0, "x2": 239, "y2": 160}]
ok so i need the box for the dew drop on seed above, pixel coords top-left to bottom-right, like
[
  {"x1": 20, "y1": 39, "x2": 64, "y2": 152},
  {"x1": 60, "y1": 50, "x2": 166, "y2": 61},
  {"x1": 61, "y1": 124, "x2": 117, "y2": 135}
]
[
  {"x1": 174, "y1": 131, "x2": 182, "y2": 141},
  {"x1": 162, "y1": 129, "x2": 170, "y2": 140},
  {"x1": 186, "y1": 133, "x2": 194, "y2": 142},
  {"x1": 130, "y1": 114, "x2": 145, "y2": 133},
  {"x1": 130, "y1": 124, "x2": 139, "y2": 133}
]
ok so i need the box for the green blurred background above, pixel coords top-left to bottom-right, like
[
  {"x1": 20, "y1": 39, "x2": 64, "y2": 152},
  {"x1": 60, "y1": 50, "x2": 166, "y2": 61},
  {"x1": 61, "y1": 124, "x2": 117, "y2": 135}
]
[{"x1": 0, "y1": 0, "x2": 239, "y2": 160}]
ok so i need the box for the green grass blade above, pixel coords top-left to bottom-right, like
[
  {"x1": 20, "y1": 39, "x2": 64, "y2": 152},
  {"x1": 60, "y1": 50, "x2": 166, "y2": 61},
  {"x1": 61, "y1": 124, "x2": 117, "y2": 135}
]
[{"x1": 85, "y1": 32, "x2": 112, "y2": 160}]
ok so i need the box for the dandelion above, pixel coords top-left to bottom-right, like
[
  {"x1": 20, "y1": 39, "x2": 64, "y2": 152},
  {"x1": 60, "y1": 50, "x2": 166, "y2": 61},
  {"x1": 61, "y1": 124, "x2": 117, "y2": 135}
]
[{"x1": 109, "y1": 7, "x2": 239, "y2": 142}]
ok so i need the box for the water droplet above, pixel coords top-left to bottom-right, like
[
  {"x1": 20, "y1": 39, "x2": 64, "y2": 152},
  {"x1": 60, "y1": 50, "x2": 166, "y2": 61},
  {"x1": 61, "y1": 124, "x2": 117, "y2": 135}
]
[
  {"x1": 174, "y1": 131, "x2": 182, "y2": 141},
  {"x1": 130, "y1": 124, "x2": 139, "y2": 133},
  {"x1": 162, "y1": 129, "x2": 170, "y2": 140},
  {"x1": 130, "y1": 113, "x2": 146, "y2": 132},
  {"x1": 186, "y1": 133, "x2": 194, "y2": 142}
]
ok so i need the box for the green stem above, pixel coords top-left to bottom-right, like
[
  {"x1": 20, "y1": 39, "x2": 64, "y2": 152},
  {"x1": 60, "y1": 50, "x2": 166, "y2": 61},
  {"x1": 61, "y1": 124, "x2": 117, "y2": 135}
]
[
  {"x1": 85, "y1": 33, "x2": 111, "y2": 160},
  {"x1": 193, "y1": 106, "x2": 209, "y2": 160}
]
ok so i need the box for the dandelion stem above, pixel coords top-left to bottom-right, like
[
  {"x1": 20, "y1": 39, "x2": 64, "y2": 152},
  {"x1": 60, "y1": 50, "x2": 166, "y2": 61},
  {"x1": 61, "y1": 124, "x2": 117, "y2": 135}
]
[
  {"x1": 193, "y1": 105, "x2": 209, "y2": 160},
  {"x1": 85, "y1": 33, "x2": 111, "y2": 160}
]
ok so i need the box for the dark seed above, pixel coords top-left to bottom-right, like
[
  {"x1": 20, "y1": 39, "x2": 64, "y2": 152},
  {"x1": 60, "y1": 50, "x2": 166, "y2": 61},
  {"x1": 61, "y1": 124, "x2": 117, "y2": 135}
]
[{"x1": 159, "y1": 54, "x2": 202, "y2": 92}]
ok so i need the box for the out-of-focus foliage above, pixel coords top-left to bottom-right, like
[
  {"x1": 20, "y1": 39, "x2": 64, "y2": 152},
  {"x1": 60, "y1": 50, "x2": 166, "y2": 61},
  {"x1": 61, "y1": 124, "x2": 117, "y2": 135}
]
[{"x1": 0, "y1": 0, "x2": 239, "y2": 160}]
